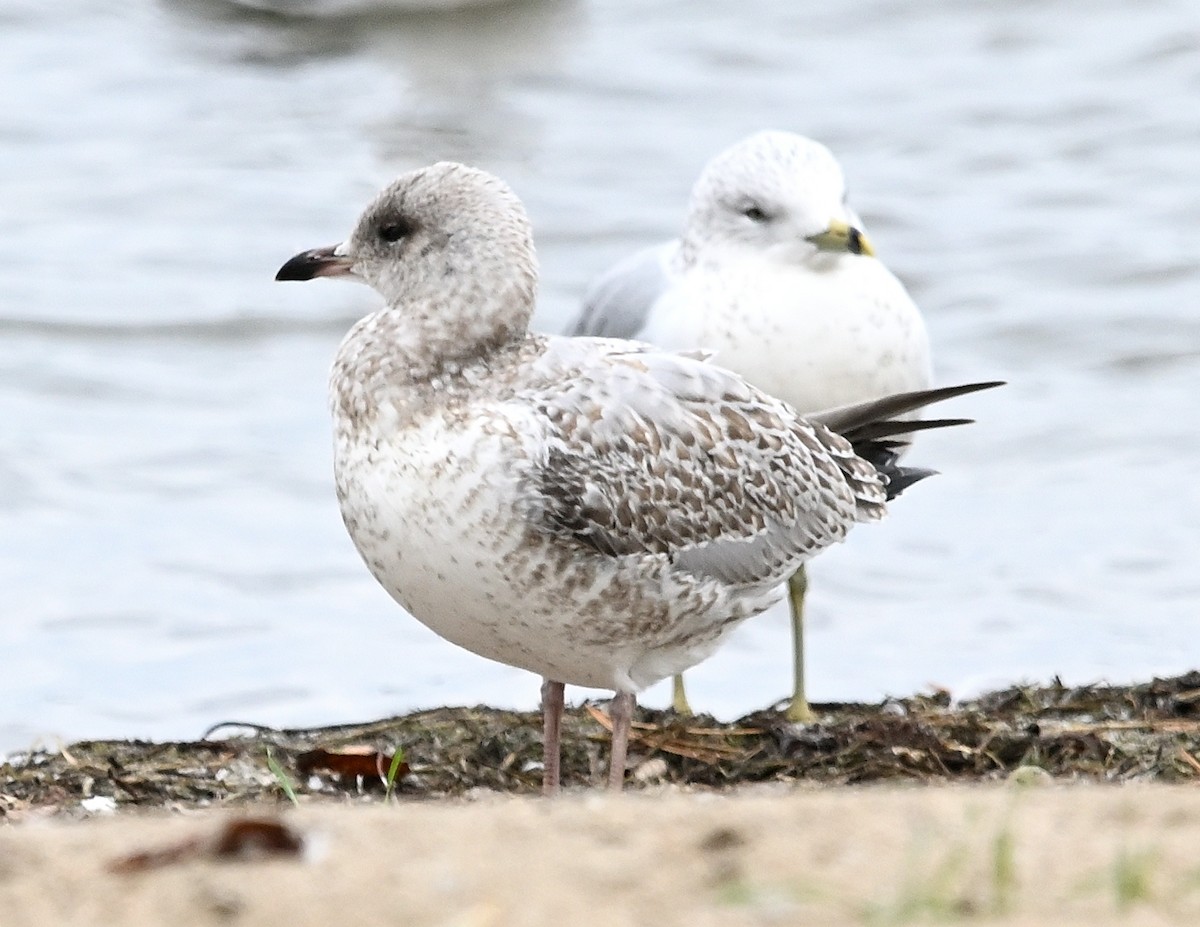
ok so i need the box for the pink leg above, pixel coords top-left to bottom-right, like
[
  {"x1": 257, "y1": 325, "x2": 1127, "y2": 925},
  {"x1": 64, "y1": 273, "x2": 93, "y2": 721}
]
[
  {"x1": 541, "y1": 678, "x2": 565, "y2": 796},
  {"x1": 607, "y1": 691, "x2": 635, "y2": 790}
]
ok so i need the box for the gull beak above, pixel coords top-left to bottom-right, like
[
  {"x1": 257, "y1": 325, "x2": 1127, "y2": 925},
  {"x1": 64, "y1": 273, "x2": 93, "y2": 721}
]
[
  {"x1": 806, "y1": 219, "x2": 875, "y2": 257},
  {"x1": 275, "y1": 243, "x2": 356, "y2": 281}
]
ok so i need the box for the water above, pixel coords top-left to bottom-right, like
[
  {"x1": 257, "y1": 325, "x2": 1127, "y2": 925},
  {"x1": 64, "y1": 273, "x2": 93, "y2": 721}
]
[{"x1": 2, "y1": 0, "x2": 1198, "y2": 753}]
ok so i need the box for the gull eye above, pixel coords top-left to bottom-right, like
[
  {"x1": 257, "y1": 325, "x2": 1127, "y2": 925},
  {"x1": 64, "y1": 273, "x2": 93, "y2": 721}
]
[
  {"x1": 742, "y1": 205, "x2": 769, "y2": 223},
  {"x1": 378, "y1": 219, "x2": 413, "y2": 243}
]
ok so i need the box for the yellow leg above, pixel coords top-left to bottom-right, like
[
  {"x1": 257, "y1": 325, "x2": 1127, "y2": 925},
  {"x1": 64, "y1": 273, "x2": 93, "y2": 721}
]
[
  {"x1": 670, "y1": 673, "x2": 693, "y2": 715},
  {"x1": 785, "y1": 565, "x2": 815, "y2": 722}
]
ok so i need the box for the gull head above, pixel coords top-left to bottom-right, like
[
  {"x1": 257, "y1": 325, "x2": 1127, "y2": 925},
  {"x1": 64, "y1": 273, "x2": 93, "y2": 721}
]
[
  {"x1": 277, "y1": 162, "x2": 538, "y2": 349},
  {"x1": 679, "y1": 131, "x2": 875, "y2": 267}
]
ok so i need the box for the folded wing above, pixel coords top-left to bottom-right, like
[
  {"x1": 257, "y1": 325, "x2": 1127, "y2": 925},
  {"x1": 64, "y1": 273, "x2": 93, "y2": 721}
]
[{"x1": 520, "y1": 342, "x2": 886, "y2": 587}]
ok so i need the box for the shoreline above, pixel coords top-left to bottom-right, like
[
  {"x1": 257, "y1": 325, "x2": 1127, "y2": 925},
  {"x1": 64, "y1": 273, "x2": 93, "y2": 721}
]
[
  {"x1": 2, "y1": 672, "x2": 1197, "y2": 815},
  {"x1": 2, "y1": 673, "x2": 1198, "y2": 924}
]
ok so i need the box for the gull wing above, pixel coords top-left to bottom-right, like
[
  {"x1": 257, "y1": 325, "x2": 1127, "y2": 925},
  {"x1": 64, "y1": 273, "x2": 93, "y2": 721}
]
[
  {"x1": 567, "y1": 241, "x2": 677, "y2": 339},
  {"x1": 519, "y1": 341, "x2": 883, "y2": 587}
]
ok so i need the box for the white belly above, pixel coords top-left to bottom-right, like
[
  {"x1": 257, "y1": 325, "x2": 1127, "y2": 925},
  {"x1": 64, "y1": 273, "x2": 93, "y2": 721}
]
[{"x1": 333, "y1": 410, "x2": 769, "y2": 692}]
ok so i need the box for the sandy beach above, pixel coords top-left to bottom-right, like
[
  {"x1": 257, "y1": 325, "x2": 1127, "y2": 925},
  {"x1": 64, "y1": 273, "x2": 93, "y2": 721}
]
[
  {"x1": 2, "y1": 783, "x2": 1198, "y2": 926},
  {"x1": 4, "y1": 677, "x2": 1197, "y2": 925}
]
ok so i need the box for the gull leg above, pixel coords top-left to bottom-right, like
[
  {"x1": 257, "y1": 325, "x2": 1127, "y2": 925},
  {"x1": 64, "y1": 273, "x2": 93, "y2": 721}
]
[
  {"x1": 670, "y1": 674, "x2": 693, "y2": 715},
  {"x1": 541, "y1": 678, "x2": 565, "y2": 796},
  {"x1": 607, "y1": 691, "x2": 635, "y2": 790},
  {"x1": 786, "y1": 565, "x2": 815, "y2": 723}
]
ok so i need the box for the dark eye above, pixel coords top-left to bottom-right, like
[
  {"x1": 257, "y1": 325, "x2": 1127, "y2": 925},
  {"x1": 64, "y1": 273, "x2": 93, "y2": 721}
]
[
  {"x1": 742, "y1": 205, "x2": 769, "y2": 223},
  {"x1": 378, "y1": 219, "x2": 412, "y2": 243}
]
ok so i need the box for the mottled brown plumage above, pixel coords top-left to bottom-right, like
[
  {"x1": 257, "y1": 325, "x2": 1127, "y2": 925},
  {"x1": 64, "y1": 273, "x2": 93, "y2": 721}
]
[{"x1": 276, "y1": 161, "x2": 998, "y2": 793}]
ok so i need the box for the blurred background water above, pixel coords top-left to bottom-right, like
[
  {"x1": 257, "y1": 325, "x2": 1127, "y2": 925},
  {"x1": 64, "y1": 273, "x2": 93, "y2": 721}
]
[{"x1": 1, "y1": 0, "x2": 1197, "y2": 753}]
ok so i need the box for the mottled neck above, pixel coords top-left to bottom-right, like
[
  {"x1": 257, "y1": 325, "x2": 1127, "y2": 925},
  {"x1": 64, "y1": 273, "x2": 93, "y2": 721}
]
[{"x1": 329, "y1": 300, "x2": 535, "y2": 434}]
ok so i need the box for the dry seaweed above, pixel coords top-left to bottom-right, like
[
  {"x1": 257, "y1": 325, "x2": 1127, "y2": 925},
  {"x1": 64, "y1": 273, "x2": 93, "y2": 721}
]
[{"x1": 2, "y1": 672, "x2": 1198, "y2": 817}]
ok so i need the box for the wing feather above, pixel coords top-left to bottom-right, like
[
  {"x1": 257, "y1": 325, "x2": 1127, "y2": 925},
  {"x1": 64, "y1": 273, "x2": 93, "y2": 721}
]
[
  {"x1": 567, "y1": 242, "x2": 677, "y2": 339},
  {"x1": 517, "y1": 340, "x2": 883, "y2": 588}
]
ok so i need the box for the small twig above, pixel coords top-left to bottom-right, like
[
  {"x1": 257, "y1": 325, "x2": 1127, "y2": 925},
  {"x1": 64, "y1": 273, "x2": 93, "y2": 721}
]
[
  {"x1": 585, "y1": 706, "x2": 753, "y2": 765},
  {"x1": 1177, "y1": 748, "x2": 1200, "y2": 777},
  {"x1": 1042, "y1": 720, "x2": 1200, "y2": 735},
  {"x1": 586, "y1": 708, "x2": 761, "y2": 738},
  {"x1": 202, "y1": 720, "x2": 282, "y2": 740}
]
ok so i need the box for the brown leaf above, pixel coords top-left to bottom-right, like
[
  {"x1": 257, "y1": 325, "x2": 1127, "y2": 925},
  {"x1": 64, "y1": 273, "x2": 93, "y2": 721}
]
[
  {"x1": 295, "y1": 746, "x2": 409, "y2": 782},
  {"x1": 109, "y1": 817, "x2": 304, "y2": 873},
  {"x1": 109, "y1": 836, "x2": 205, "y2": 874},
  {"x1": 211, "y1": 818, "x2": 305, "y2": 859}
]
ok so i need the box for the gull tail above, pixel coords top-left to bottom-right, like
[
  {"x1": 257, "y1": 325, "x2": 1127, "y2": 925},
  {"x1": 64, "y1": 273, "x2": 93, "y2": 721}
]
[{"x1": 811, "y1": 381, "x2": 1005, "y2": 500}]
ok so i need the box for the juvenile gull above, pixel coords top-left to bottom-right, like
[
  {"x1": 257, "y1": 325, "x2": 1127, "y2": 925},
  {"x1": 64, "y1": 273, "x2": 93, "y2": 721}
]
[
  {"x1": 276, "y1": 161, "x2": 996, "y2": 793},
  {"x1": 569, "y1": 131, "x2": 933, "y2": 721}
]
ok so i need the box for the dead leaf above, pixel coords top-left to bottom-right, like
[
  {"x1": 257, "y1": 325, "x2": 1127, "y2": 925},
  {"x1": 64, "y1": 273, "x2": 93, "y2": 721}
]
[
  {"x1": 295, "y1": 746, "x2": 409, "y2": 782},
  {"x1": 110, "y1": 836, "x2": 206, "y2": 873},
  {"x1": 110, "y1": 817, "x2": 304, "y2": 873}
]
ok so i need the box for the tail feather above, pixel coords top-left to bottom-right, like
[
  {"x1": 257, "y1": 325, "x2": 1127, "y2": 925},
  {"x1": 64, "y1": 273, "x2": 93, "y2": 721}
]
[
  {"x1": 811, "y1": 381, "x2": 1003, "y2": 441},
  {"x1": 883, "y1": 465, "x2": 939, "y2": 498},
  {"x1": 812, "y1": 380, "x2": 1004, "y2": 502},
  {"x1": 842, "y1": 416, "x2": 975, "y2": 444}
]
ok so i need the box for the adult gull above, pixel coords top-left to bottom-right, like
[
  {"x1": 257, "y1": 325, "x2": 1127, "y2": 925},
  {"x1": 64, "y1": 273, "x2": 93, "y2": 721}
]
[{"x1": 569, "y1": 131, "x2": 933, "y2": 721}]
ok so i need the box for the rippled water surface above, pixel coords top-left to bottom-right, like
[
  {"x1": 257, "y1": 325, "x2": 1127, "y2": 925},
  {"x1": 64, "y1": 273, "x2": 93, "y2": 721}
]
[{"x1": 2, "y1": 0, "x2": 1198, "y2": 752}]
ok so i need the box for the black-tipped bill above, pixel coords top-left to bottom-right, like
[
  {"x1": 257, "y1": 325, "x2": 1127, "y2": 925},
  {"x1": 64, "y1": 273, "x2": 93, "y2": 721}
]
[{"x1": 275, "y1": 245, "x2": 355, "y2": 282}]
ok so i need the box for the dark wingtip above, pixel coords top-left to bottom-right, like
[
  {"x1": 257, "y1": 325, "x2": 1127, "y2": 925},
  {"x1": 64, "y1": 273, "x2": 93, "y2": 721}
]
[
  {"x1": 885, "y1": 465, "x2": 939, "y2": 499},
  {"x1": 812, "y1": 380, "x2": 1005, "y2": 438}
]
